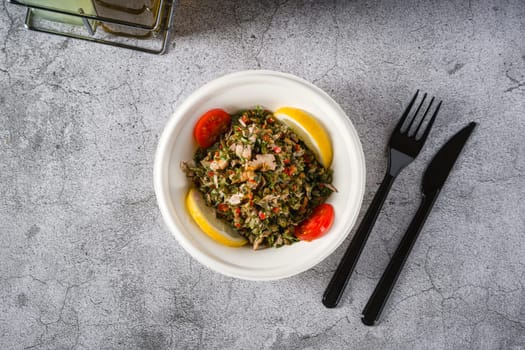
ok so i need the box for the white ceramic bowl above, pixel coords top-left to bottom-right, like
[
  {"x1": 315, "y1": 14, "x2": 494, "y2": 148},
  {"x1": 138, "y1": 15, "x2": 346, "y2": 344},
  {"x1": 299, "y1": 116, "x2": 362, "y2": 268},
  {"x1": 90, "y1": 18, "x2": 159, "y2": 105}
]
[{"x1": 154, "y1": 70, "x2": 365, "y2": 280}]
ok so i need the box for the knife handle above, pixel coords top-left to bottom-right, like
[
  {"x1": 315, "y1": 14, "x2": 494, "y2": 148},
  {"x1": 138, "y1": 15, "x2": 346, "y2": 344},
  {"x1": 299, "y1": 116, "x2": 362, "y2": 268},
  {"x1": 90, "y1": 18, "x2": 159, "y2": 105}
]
[
  {"x1": 361, "y1": 191, "x2": 438, "y2": 326},
  {"x1": 322, "y1": 172, "x2": 395, "y2": 308}
]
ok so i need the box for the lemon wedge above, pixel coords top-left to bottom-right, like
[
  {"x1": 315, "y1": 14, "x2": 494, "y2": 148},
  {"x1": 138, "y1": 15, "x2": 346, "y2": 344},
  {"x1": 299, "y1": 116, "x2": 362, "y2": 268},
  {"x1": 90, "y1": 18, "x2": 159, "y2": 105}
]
[
  {"x1": 274, "y1": 107, "x2": 333, "y2": 168},
  {"x1": 186, "y1": 188, "x2": 248, "y2": 247}
]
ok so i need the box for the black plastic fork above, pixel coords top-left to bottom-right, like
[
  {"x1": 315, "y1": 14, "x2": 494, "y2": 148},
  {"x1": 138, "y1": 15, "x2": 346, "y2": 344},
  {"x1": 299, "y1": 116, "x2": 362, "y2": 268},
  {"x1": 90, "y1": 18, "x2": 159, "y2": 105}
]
[{"x1": 322, "y1": 90, "x2": 442, "y2": 308}]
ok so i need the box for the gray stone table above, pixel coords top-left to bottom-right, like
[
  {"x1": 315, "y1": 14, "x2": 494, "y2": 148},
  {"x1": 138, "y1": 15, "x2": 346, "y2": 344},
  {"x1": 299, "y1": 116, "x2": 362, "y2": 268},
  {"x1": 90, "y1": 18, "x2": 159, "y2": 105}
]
[{"x1": 1, "y1": 0, "x2": 524, "y2": 349}]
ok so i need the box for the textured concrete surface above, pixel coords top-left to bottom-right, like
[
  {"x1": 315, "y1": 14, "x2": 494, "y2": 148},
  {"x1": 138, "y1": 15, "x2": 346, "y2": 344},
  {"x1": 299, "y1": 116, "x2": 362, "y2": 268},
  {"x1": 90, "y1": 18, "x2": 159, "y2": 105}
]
[{"x1": 1, "y1": 0, "x2": 524, "y2": 349}]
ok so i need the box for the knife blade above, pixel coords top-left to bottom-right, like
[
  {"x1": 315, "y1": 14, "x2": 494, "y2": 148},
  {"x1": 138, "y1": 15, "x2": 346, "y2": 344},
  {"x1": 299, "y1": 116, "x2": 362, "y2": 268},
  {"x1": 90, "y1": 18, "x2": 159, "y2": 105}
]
[
  {"x1": 422, "y1": 122, "x2": 477, "y2": 194},
  {"x1": 361, "y1": 122, "x2": 477, "y2": 326}
]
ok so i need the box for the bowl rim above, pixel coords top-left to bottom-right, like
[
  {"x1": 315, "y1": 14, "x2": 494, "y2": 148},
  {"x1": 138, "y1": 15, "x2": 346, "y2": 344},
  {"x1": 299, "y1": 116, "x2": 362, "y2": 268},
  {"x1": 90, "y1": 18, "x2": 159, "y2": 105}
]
[{"x1": 154, "y1": 69, "x2": 366, "y2": 280}]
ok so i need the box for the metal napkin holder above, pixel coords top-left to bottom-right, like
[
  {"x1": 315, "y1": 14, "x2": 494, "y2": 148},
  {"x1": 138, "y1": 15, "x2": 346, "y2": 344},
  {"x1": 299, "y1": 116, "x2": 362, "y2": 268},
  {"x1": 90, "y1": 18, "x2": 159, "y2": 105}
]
[{"x1": 8, "y1": 0, "x2": 176, "y2": 54}]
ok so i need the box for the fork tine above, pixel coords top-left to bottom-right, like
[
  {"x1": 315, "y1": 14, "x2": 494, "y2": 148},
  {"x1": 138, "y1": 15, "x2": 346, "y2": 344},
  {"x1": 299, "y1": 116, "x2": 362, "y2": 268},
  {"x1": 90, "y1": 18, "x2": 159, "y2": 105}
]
[
  {"x1": 418, "y1": 100, "x2": 442, "y2": 142},
  {"x1": 406, "y1": 93, "x2": 427, "y2": 133},
  {"x1": 394, "y1": 90, "x2": 419, "y2": 132},
  {"x1": 414, "y1": 96, "x2": 435, "y2": 135}
]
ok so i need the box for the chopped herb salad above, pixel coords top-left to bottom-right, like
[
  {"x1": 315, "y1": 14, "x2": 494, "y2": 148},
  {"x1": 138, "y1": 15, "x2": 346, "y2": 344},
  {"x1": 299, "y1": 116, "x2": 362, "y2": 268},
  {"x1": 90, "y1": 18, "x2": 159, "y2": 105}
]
[{"x1": 182, "y1": 108, "x2": 336, "y2": 249}]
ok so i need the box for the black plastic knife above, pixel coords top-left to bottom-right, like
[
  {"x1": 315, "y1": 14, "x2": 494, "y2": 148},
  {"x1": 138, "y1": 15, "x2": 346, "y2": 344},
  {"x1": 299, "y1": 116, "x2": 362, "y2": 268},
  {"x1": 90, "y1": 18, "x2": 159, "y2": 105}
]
[{"x1": 361, "y1": 122, "x2": 477, "y2": 326}]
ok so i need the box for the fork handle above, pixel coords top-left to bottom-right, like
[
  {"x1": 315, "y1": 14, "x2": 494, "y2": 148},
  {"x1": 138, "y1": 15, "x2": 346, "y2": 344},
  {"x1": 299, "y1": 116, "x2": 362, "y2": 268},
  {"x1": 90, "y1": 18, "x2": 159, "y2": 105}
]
[
  {"x1": 361, "y1": 191, "x2": 438, "y2": 326},
  {"x1": 322, "y1": 172, "x2": 395, "y2": 308}
]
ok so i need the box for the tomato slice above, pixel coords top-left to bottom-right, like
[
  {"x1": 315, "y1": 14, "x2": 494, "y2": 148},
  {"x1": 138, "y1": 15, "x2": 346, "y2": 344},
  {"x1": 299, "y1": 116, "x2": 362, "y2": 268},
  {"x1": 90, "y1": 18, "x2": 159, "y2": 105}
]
[
  {"x1": 294, "y1": 203, "x2": 334, "y2": 241},
  {"x1": 193, "y1": 109, "x2": 231, "y2": 148}
]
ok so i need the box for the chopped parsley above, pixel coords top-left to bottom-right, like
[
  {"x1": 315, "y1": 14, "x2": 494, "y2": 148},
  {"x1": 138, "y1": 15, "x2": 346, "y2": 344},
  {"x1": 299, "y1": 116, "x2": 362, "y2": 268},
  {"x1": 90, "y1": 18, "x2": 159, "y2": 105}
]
[{"x1": 182, "y1": 108, "x2": 335, "y2": 249}]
